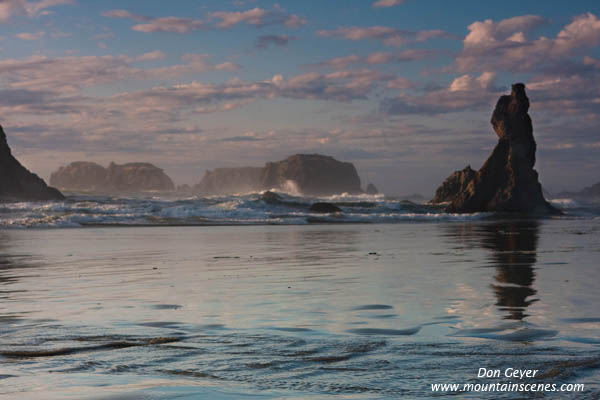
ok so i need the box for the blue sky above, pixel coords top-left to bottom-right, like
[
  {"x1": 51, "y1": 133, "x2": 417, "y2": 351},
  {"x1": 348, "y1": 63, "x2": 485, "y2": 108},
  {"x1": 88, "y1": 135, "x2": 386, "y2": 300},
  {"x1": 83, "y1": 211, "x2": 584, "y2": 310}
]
[{"x1": 1, "y1": 0, "x2": 599, "y2": 195}]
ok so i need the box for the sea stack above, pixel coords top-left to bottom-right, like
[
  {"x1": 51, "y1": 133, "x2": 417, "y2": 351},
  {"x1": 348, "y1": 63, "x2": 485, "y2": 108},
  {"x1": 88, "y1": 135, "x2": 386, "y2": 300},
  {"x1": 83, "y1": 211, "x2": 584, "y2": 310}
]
[
  {"x1": 50, "y1": 161, "x2": 175, "y2": 193},
  {"x1": 193, "y1": 154, "x2": 362, "y2": 196},
  {"x1": 0, "y1": 125, "x2": 64, "y2": 201},
  {"x1": 432, "y1": 165, "x2": 475, "y2": 204},
  {"x1": 437, "y1": 83, "x2": 559, "y2": 214}
]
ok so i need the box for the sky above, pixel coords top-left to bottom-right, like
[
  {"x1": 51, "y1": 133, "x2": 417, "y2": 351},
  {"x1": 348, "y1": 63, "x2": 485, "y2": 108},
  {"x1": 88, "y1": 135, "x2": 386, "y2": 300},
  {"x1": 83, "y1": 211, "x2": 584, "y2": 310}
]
[{"x1": 1, "y1": 0, "x2": 599, "y2": 196}]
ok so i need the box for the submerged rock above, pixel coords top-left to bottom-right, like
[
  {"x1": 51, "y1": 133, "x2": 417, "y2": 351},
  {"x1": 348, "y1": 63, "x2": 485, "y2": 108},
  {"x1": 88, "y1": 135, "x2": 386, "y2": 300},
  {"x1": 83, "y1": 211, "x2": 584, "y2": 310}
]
[
  {"x1": 0, "y1": 125, "x2": 64, "y2": 201},
  {"x1": 193, "y1": 154, "x2": 362, "y2": 196},
  {"x1": 439, "y1": 83, "x2": 559, "y2": 214},
  {"x1": 432, "y1": 165, "x2": 476, "y2": 204},
  {"x1": 261, "y1": 190, "x2": 282, "y2": 204},
  {"x1": 365, "y1": 183, "x2": 379, "y2": 195},
  {"x1": 50, "y1": 161, "x2": 175, "y2": 193},
  {"x1": 309, "y1": 202, "x2": 342, "y2": 213}
]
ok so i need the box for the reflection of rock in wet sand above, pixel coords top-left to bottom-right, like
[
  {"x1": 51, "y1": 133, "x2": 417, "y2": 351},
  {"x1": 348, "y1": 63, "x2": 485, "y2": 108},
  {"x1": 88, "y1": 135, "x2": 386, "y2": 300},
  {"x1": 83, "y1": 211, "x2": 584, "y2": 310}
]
[
  {"x1": 445, "y1": 220, "x2": 540, "y2": 320},
  {"x1": 480, "y1": 221, "x2": 539, "y2": 320}
]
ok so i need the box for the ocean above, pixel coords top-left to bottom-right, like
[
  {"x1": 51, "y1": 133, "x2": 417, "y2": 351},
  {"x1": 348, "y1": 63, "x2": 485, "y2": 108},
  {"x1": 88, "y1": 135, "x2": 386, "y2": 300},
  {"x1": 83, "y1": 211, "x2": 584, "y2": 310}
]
[{"x1": 1, "y1": 192, "x2": 599, "y2": 399}]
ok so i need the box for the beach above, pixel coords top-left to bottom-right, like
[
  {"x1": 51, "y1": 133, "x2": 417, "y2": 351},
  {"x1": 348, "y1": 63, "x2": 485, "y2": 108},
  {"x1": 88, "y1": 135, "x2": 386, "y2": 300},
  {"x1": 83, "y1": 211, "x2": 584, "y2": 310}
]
[{"x1": 1, "y1": 219, "x2": 599, "y2": 399}]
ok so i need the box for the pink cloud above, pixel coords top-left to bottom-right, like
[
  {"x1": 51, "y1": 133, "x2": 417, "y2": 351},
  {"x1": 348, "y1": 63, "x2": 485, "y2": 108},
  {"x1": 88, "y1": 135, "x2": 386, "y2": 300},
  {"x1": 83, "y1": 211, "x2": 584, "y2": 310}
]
[
  {"x1": 456, "y1": 13, "x2": 600, "y2": 72},
  {"x1": 15, "y1": 31, "x2": 45, "y2": 40},
  {"x1": 372, "y1": 0, "x2": 405, "y2": 8},
  {"x1": 311, "y1": 49, "x2": 438, "y2": 68},
  {"x1": 132, "y1": 17, "x2": 204, "y2": 33},
  {"x1": 135, "y1": 50, "x2": 167, "y2": 61},
  {"x1": 0, "y1": 0, "x2": 72, "y2": 22},
  {"x1": 101, "y1": 9, "x2": 148, "y2": 22},
  {"x1": 317, "y1": 26, "x2": 454, "y2": 46},
  {"x1": 103, "y1": 6, "x2": 304, "y2": 34},
  {"x1": 103, "y1": 9, "x2": 205, "y2": 33},
  {"x1": 381, "y1": 72, "x2": 501, "y2": 115},
  {"x1": 0, "y1": 53, "x2": 240, "y2": 93},
  {"x1": 208, "y1": 7, "x2": 305, "y2": 28}
]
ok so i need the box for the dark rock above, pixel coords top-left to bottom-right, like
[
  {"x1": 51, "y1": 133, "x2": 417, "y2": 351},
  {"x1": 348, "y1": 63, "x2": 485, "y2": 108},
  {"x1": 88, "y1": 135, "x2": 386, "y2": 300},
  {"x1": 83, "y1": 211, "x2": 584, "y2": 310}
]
[
  {"x1": 387, "y1": 194, "x2": 426, "y2": 203},
  {"x1": 309, "y1": 202, "x2": 342, "y2": 213},
  {"x1": 365, "y1": 183, "x2": 379, "y2": 195},
  {"x1": 444, "y1": 84, "x2": 559, "y2": 214},
  {"x1": 50, "y1": 162, "x2": 108, "y2": 192},
  {"x1": 193, "y1": 167, "x2": 263, "y2": 196},
  {"x1": 261, "y1": 154, "x2": 362, "y2": 196},
  {"x1": 193, "y1": 154, "x2": 362, "y2": 196},
  {"x1": 0, "y1": 125, "x2": 64, "y2": 202},
  {"x1": 261, "y1": 190, "x2": 282, "y2": 204},
  {"x1": 105, "y1": 162, "x2": 175, "y2": 192},
  {"x1": 432, "y1": 165, "x2": 476, "y2": 203},
  {"x1": 50, "y1": 161, "x2": 175, "y2": 193}
]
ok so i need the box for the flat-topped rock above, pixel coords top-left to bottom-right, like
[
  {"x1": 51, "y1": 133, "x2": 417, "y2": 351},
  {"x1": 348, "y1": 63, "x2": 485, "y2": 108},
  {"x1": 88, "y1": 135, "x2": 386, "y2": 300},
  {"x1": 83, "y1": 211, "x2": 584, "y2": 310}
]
[
  {"x1": 50, "y1": 161, "x2": 175, "y2": 193},
  {"x1": 193, "y1": 154, "x2": 363, "y2": 196},
  {"x1": 261, "y1": 154, "x2": 362, "y2": 196}
]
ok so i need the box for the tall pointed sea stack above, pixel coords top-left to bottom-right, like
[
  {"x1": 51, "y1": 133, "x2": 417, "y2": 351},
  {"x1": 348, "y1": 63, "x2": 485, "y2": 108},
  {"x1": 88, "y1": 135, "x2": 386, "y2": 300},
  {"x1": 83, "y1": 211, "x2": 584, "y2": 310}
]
[
  {"x1": 441, "y1": 83, "x2": 558, "y2": 214},
  {"x1": 0, "y1": 125, "x2": 64, "y2": 201}
]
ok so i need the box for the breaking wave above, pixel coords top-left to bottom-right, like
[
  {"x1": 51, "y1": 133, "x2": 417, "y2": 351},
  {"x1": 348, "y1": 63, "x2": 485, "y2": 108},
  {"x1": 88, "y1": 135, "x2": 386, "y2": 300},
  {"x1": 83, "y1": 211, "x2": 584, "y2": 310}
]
[{"x1": 2, "y1": 191, "x2": 594, "y2": 228}]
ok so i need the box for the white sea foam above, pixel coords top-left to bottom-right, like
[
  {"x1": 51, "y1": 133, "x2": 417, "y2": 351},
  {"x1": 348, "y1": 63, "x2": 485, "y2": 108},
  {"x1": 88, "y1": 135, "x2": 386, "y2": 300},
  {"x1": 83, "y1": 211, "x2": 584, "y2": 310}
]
[
  {"x1": 3, "y1": 193, "x2": 594, "y2": 228},
  {"x1": 550, "y1": 198, "x2": 579, "y2": 207}
]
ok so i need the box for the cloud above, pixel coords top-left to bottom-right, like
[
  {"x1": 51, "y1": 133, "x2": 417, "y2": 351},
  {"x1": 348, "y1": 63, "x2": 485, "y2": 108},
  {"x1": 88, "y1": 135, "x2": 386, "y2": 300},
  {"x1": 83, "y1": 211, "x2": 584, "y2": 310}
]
[
  {"x1": 181, "y1": 53, "x2": 241, "y2": 71},
  {"x1": 15, "y1": 31, "x2": 45, "y2": 40},
  {"x1": 102, "y1": 9, "x2": 205, "y2": 33},
  {"x1": 386, "y1": 77, "x2": 413, "y2": 90},
  {"x1": 107, "y1": 69, "x2": 390, "y2": 118},
  {"x1": 316, "y1": 25, "x2": 454, "y2": 46},
  {"x1": 455, "y1": 13, "x2": 600, "y2": 73},
  {"x1": 255, "y1": 34, "x2": 294, "y2": 49},
  {"x1": 0, "y1": 53, "x2": 240, "y2": 93},
  {"x1": 311, "y1": 54, "x2": 361, "y2": 69},
  {"x1": 311, "y1": 49, "x2": 438, "y2": 68},
  {"x1": 101, "y1": 9, "x2": 147, "y2": 22},
  {"x1": 135, "y1": 50, "x2": 167, "y2": 61},
  {"x1": 133, "y1": 17, "x2": 205, "y2": 33},
  {"x1": 0, "y1": 0, "x2": 72, "y2": 22},
  {"x1": 449, "y1": 72, "x2": 497, "y2": 92},
  {"x1": 372, "y1": 0, "x2": 404, "y2": 8},
  {"x1": 271, "y1": 69, "x2": 392, "y2": 101},
  {"x1": 381, "y1": 72, "x2": 501, "y2": 115},
  {"x1": 451, "y1": 13, "x2": 600, "y2": 118},
  {"x1": 208, "y1": 7, "x2": 305, "y2": 28},
  {"x1": 103, "y1": 6, "x2": 304, "y2": 34}
]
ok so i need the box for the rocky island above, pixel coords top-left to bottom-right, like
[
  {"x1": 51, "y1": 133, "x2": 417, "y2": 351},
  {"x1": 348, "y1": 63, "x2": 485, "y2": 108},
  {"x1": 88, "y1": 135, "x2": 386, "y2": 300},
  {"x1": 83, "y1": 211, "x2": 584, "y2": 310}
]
[
  {"x1": 557, "y1": 182, "x2": 600, "y2": 202},
  {"x1": 433, "y1": 83, "x2": 559, "y2": 215},
  {"x1": 194, "y1": 154, "x2": 363, "y2": 196},
  {"x1": 0, "y1": 125, "x2": 64, "y2": 202},
  {"x1": 50, "y1": 161, "x2": 175, "y2": 194}
]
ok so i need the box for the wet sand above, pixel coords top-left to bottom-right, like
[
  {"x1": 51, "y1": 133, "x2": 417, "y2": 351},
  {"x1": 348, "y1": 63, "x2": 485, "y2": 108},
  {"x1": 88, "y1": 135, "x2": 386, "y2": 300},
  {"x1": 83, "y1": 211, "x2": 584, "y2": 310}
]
[{"x1": 0, "y1": 220, "x2": 599, "y2": 398}]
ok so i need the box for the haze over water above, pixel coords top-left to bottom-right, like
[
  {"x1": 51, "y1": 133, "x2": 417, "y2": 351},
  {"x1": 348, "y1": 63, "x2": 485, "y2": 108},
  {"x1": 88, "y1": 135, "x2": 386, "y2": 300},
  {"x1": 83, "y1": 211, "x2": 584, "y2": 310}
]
[{"x1": 1, "y1": 217, "x2": 599, "y2": 398}]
